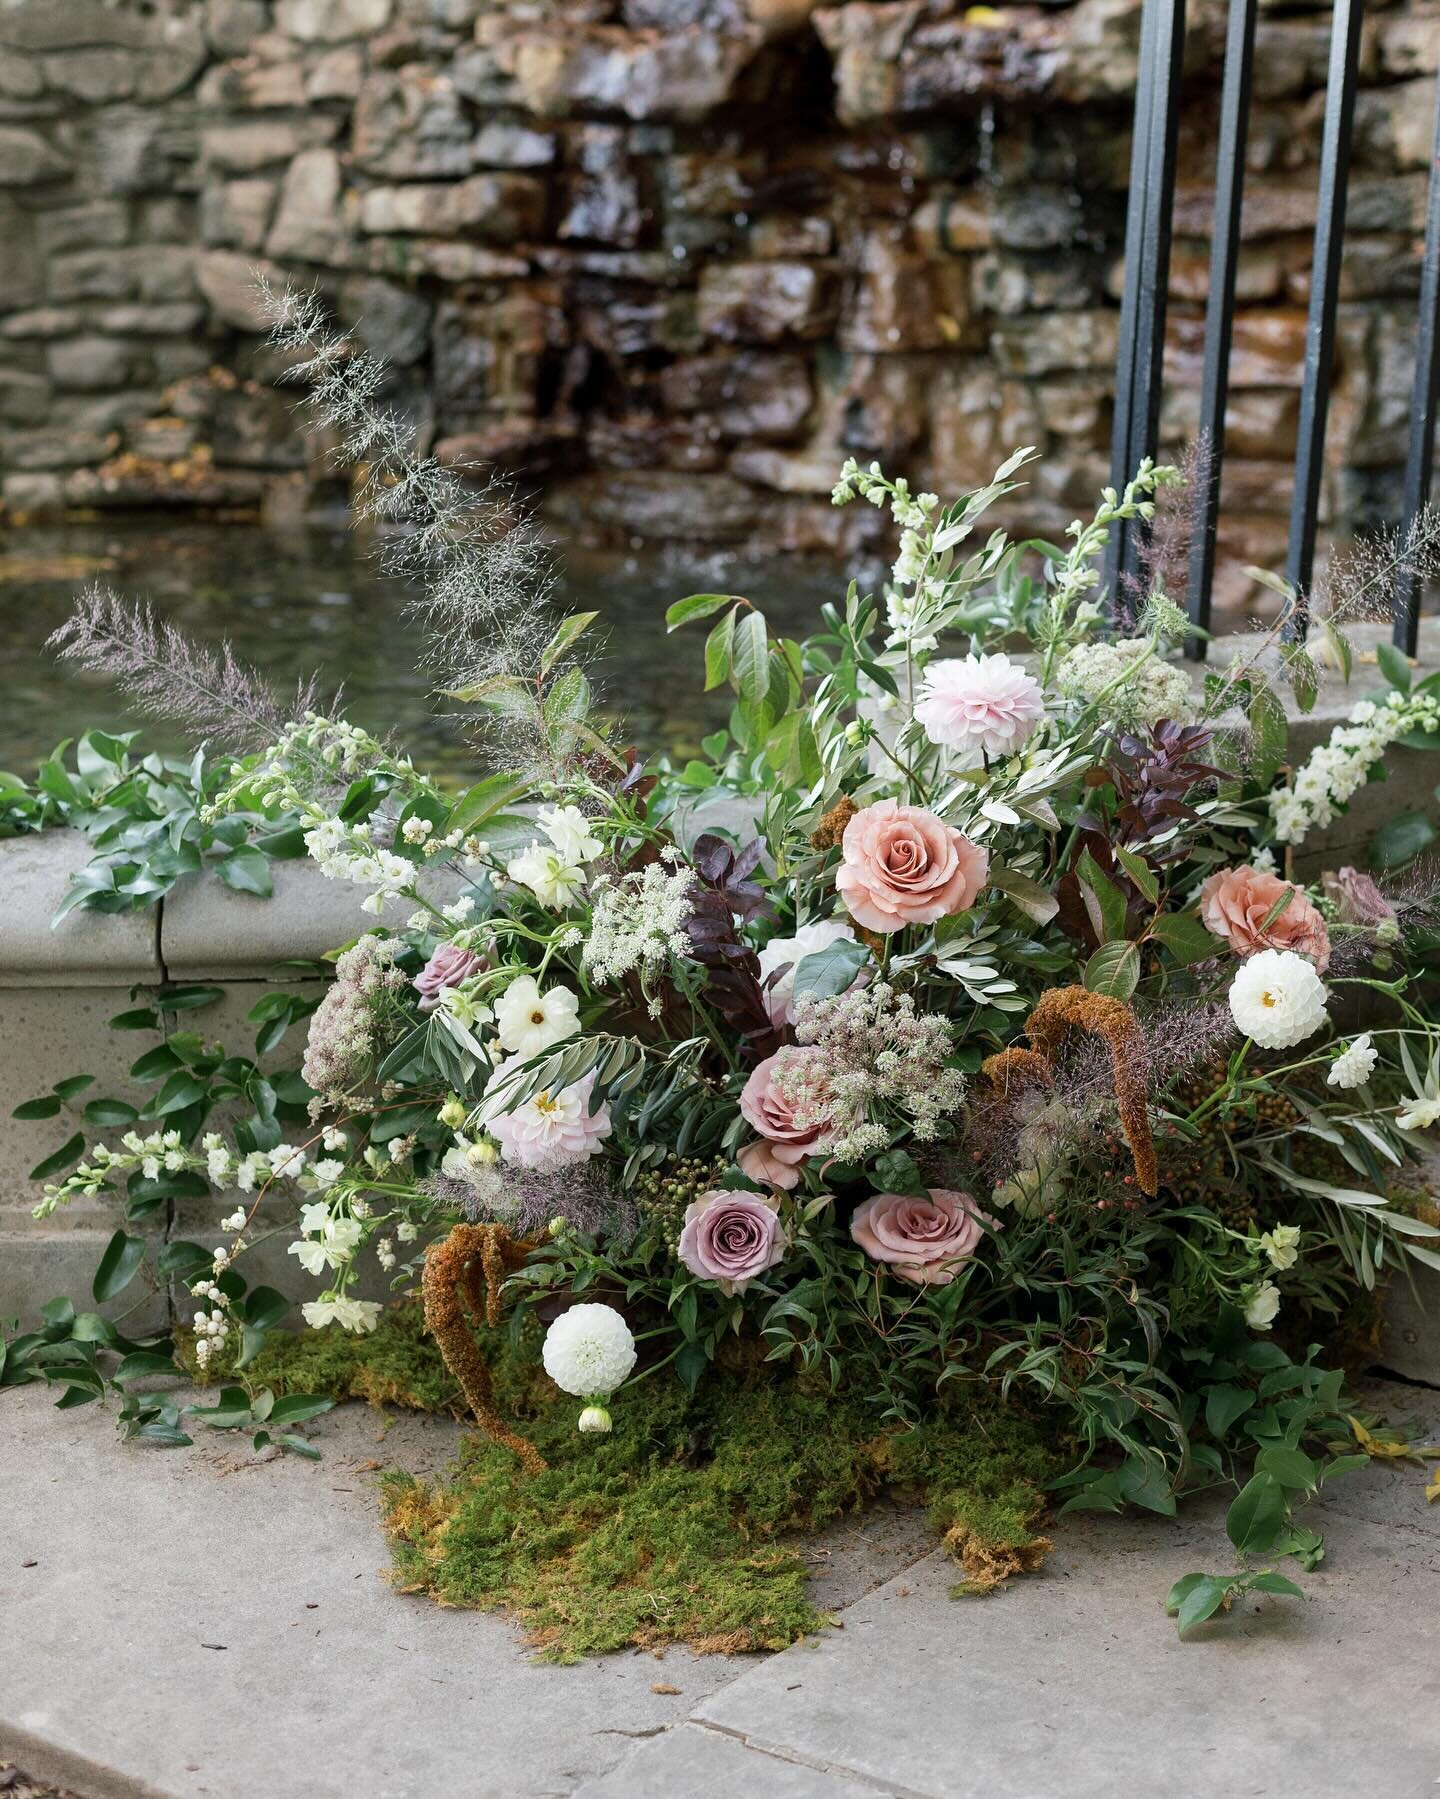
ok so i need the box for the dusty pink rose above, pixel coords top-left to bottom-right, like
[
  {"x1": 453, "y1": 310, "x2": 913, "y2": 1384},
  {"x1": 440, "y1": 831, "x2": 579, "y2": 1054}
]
[
  {"x1": 413, "y1": 942, "x2": 488, "y2": 1012},
  {"x1": 677, "y1": 1189, "x2": 789, "y2": 1294},
  {"x1": 836, "y1": 799, "x2": 988, "y2": 935},
  {"x1": 737, "y1": 1048, "x2": 833, "y2": 1189},
  {"x1": 913, "y1": 653, "x2": 1045, "y2": 762},
  {"x1": 850, "y1": 1187, "x2": 992, "y2": 1287},
  {"x1": 1199, "y1": 866, "x2": 1330, "y2": 972},
  {"x1": 1321, "y1": 866, "x2": 1397, "y2": 928}
]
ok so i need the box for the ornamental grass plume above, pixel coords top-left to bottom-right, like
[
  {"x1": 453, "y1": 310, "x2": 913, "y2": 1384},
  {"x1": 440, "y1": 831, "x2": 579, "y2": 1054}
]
[
  {"x1": 1024, "y1": 986, "x2": 1158, "y2": 1197},
  {"x1": 422, "y1": 1222, "x2": 548, "y2": 1474}
]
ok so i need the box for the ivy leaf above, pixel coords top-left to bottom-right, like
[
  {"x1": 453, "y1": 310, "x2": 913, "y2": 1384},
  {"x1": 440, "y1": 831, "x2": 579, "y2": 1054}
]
[
  {"x1": 1204, "y1": 1383, "x2": 1253, "y2": 1439},
  {"x1": 215, "y1": 846, "x2": 273, "y2": 897},
  {"x1": 1226, "y1": 1472, "x2": 1288, "y2": 1555},
  {"x1": 1173, "y1": 1574, "x2": 1231, "y2": 1635},
  {"x1": 93, "y1": 1228, "x2": 147, "y2": 1304}
]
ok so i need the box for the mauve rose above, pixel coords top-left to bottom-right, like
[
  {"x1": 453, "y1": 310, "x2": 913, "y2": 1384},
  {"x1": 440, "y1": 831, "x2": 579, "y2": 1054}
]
[
  {"x1": 836, "y1": 799, "x2": 987, "y2": 935},
  {"x1": 1199, "y1": 866, "x2": 1330, "y2": 972},
  {"x1": 737, "y1": 1049, "x2": 832, "y2": 1189},
  {"x1": 850, "y1": 1188, "x2": 991, "y2": 1286},
  {"x1": 677, "y1": 1189, "x2": 789, "y2": 1294},
  {"x1": 1322, "y1": 865, "x2": 1397, "y2": 928},
  {"x1": 414, "y1": 942, "x2": 488, "y2": 1012}
]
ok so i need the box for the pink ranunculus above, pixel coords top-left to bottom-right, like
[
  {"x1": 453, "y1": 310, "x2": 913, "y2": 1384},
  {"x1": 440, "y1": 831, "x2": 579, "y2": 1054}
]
[
  {"x1": 836, "y1": 798, "x2": 988, "y2": 935},
  {"x1": 850, "y1": 1187, "x2": 992, "y2": 1287},
  {"x1": 1199, "y1": 865, "x2": 1330, "y2": 972},
  {"x1": 677, "y1": 1189, "x2": 789, "y2": 1294},
  {"x1": 913, "y1": 653, "x2": 1046, "y2": 762},
  {"x1": 414, "y1": 942, "x2": 488, "y2": 1012},
  {"x1": 738, "y1": 1049, "x2": 832, "y2": 1186},
  {"x1": 1321, "y1": 866, "x2": 1397, "y2": 928}
]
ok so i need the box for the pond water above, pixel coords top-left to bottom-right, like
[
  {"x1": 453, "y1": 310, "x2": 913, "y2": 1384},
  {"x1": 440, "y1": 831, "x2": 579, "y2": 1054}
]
[{"x1": 2, "y1": 521, "x2": 853, "y2": 778}]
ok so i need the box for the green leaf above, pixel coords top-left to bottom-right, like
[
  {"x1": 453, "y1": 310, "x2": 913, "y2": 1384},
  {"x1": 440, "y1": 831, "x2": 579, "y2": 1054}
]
[
  {"x1": 11, "y1": 1096, "x2": 62, "y2": 1121},
  {"x1": 84, "y1": 1098, "x2": 138, "y2": 1128},
  {"x1": 790, "y1": 938, "x2": 871, "y2": 1004},
  {"x1": 51, "y1": 1074, "x2": 96, "y2": 1101},
  {"x1": 1249, "y1": 686, "x2": 1289, "y2": 787},
  {"x1": 1249, "y1": 1570, "x2": 1305, "y2": 1599},
  {"x1": 447, "y1": 771, "x2": 530, "y2": 837},
  {"x1": 114, "y1": 1350, "x2": 180, "y2": 1385},
  {"x1": 1226, "y1": 1472, "x2": 1288, "y2": 1555},
  {"x1": 1204, "y1": 1383, "x2": 1253, "y2": 1440},
  {"x1": 987, "y1": 860, "x2": 1060, "y2": 925},
  {"x1": 160, "y1": 985, "x2": 225, "y2": 1012},
  {"x1": 703, "y1": 607, "x2": 736, "y2": 692},
  {"x1": 1082, "y1": 940, "x2": 1140, "y2": 1000},
  {"x1": 129, "y1": 1044, "x2": 180, "y2": 1082},
  {"x1": 1255, "y1": 1447, "x2": 1318, "y2": 1491},
  {"x1": 666, "y1": 592, "x2": 736, "y2": 631},
  {"x1": 1113, "y1": 845, "x2": 1159, "y2": 905},
  {"x1": 109, "y1": 1006, "x2": 161, "y2": 1031},
  {"x1": 540, "y1": 610, "x2": 599, "y2": 674},
  {"x1": 149, "y1": 1072, "x2": 208, "y2": 1116},
  {"x1": 93, "y1": 1228, "x2": 147, "y2": 1304},
  {"x1": 732, "y1": 609, "x2": 769, "y2": 708},
  {"x1": 1175, "y1": 1575, "x2": 1231, "y2": 1635},
  {"x1": 1075, "y1": 849, "x2": 1129, "y2": 943},
  {"x1": 675, "y1": 1339, "x2": 710, "y2": 1395},
  {"x1": 1151, "y1": 909, "x2": 1218, "y2": 965},
  {"x1": 1375, "y1": 640, "x2": 1411, "y2": 693},
  {"x1": 29, "y1": 1134, "x2": 85, "y2": 1182},
  {"x1": 1369, "y1": 809, "x2": 1437, "y2": 871},
  {"x1": 266, "y1": 1393, "x2": 334, "y2": 1426},
  {"x1": 214, "y1": 846, "x2": 272, "y2": 897},
  {"x1": 279, "y1": 1434, "x2": 322, "y2": 1459},
  {"x1": 872, "y1": 1147, "x2": 928, "y2": 1197}
]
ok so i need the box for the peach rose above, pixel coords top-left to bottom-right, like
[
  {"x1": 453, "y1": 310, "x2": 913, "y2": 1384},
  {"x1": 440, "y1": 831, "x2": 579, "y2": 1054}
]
[
  {"x1": 836, "y1": 799, "x2": 988, "y2": 935},
  {"x1": 737, "y1": 1048, "x2": 831, "y2": 1189},
  {"x1": 850, "y1": 1187, "x2": 992, "y2": 1286},
  {"x1": 1199, "y1": 865, "x2": 1330, "y2": 972}
]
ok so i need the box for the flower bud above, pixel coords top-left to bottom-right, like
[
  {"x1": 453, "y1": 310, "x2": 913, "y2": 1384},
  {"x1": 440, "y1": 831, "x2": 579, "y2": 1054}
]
[
  {"x1": 438, "y1": 1096, "x2": 467, "y2": 1129},
  {"x1": 577, "y1": 1404, "x2": 612, "y2": 1435},
  {"x1": 549, "y1": 1215, "x2": 568, "y2": 1238}
]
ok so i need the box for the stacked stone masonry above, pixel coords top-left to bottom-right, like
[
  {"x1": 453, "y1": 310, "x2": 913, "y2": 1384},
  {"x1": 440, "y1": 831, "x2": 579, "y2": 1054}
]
[{"x1": 0, "y1": 0, "x2": 1436, "y2": 608}]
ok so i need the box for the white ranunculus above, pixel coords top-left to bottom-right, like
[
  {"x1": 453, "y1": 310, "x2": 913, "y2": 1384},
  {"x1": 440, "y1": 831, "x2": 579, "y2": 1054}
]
[
  {"x1": 1244, "y1": 1280, "x2": 1282, "y2": 1332},
  {"x1": 1260, "y1": 1225, "x2": 1301, "y2": 1272},
  {"x1": 1227, "y1": 949, "x2": 1328, "y2": 1049},
  {"x1": 494, "y1": 975, "x2": 580, "y2": 1058},
  {"x1": 1327, "y1": 1033, "x2": 1377, "y2": 1090},
  {"x1": 542, "y1": 1303, "x2": 637, "y2": 1397}
]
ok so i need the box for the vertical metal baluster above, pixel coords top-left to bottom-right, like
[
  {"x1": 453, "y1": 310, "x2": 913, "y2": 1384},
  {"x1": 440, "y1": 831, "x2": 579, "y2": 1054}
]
[
  {"x1": 1105, "y1": 0, "x2": 1187, "y2": 611},
  {"x1": 1394, "y1": 74, "x2": 1440, "y2": 655},
  {"x1": 1284, "y1": 0, "x2": 1366, "y2": 641},
  {"x1": 1185, "y1": 0, "x2": 1258, "y2": 662}
]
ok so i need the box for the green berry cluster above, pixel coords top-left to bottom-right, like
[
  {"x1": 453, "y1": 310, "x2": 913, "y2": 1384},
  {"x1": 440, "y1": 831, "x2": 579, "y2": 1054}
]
[{"x1": 633, "y1": 1156, "x2": 728, "y2": 1249}]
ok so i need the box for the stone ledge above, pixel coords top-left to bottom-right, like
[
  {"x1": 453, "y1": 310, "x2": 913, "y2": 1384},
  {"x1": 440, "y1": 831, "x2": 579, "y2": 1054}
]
[{"x1": 1, "y1": 829, "x2": 159, "y2": 986}]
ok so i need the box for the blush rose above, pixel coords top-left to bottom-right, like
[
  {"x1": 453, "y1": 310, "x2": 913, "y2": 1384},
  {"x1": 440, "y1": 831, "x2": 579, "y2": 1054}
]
[
  {"x1": 1199, "y1": 865, "x2": 1330, "y2": 972},
  {"x1": 849, "y1": 1187, "x2": 991, "y2": 1286},
  {"x1": 836, "y1": 799, "x2": 988, "y2": 936},
  {"x1": 677, "y1": 1189, "x2": 789, "y2": 1294},
  {"x1": 413, "y1": 942, "x2": 488, "y2": 1012},
  {"x1": 737, "y1": 1048, "x2": 832, "y2": 1190}
]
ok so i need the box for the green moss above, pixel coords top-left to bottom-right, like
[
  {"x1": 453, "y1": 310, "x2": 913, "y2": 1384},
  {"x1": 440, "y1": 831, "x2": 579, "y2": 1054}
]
[{"x1": 254, "y1": 1304, "x2": 1067, "y2": 1662}]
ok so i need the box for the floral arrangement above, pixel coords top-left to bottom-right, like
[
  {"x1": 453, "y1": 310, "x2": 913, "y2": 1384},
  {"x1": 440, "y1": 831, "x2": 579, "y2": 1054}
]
[{"x1": 11, "y1": 289, "x2": 1440, "y2": 1649}]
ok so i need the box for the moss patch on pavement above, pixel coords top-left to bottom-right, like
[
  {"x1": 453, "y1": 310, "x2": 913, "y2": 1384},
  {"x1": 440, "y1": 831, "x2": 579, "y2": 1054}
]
[{"x1": 257, "y1": 1303, "x2": 1067, "y2": 1661}]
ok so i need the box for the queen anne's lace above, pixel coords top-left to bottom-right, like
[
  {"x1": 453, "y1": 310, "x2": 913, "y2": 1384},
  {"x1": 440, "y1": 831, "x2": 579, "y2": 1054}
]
[{"x1": 583, "y1": 864, "x2": 695, "y2": 986}]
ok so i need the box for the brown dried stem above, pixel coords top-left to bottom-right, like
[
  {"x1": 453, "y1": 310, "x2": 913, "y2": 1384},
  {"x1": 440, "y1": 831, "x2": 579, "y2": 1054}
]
[{"x1": 422, "y1": 1222, "x2": 548, "y2": 1475}]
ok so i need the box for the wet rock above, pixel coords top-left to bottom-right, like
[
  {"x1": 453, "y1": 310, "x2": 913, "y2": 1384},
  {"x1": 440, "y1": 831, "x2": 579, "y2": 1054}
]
[
  {"x1": 576, "y1": 286, "x2": 702, "y2": 358},
  {"x1": 0, "y1": 48, "x2": 45, "y2": 98},
  {"x1": 1033, "y1": 374, "x2": 1111, "y2": 444},
  {"x1": 1353, "y1": 78, "x2": 1438, "y2": 172},
  {"x1": 0, "y1": 126, "x2": 71, "y2": 185},
  {"x1": 748, "y1": 215, "x2": 833, "y2": 258},
  {"x1": 42, "y1": 48, "x2": 136, "y2": 102},
  {"x1": 839, "y1": 229, "x2": 970, "y2": 352},
  {"x1": 432, "y1": 289, "x2": 560, "y2": 412},
  {"x1": 730, "y1": 444, "x2": 840, "y2": 493},
  {"x1": 1376, "y1": 4, "x2": 1440, "y2": 77},
  {"x1": 0, "y1": 368, "x2": 50, "y2": 424},
  {"x1": 547, "y1": 468, "x2": 766, "y2": 542},
  {"x1": 196, "y1": 249, "x2": 287, "y2": 331},
  {"x1": 659, "y1": 350, "x2": 812, "y2": 438},
  {"x1": 359, "y1": 174, "x2": 544, "y2": 241},
  {"x1": 352, "y1": 68, "x2": 473, "y2": 177},
  {"x1": 336, "y1": 275, "x2": 433, "y2": 367},
  {"x1": 1160, "y1": 385, "x2": 1299, "y2": 462},
  {"x1": 402, "y1": 0, "x2": 486, "y2": 26},
  {"x1": 697, "y1": 260, "x2": 838, "y2": 343},
  {"x1": 560, "y1": 126, "x2": 643, "y2": 247},
  {"x1": 47, "y1": 336, "x2": 147, "y2": 392},
  {"x1": 1, "y1": 306, "x2": 84, "y2": 339},
  {"x1": 266, "y1": 148, "x2": 351, "y2": 262},
  {"x1": 972, "y1": 250, "x2": 1103, "y2": 317},
  {"x1": 1, "y1": 427, "x2": 114, "y2": 470},
  {"x1": 1164, "y1": 310, "x2": 1309, "y2": 390},
  {"x1": 307, "y1": 45, "x2": 365, "y2": 100},
  {"x1": 362, "y1": 238, "x2": 529, "y2": 282},
  {"x1": 926, "y1": 361, "x2": 1042, "y2": 493},
  {"x1": 95, "y1": 304, "x2": 207, "y2": 337},
  {"x1": 474, "y1": 121, "x2": 557, "y2": 169},
  {"x1": 436, "y1": 417, "x2": 580, "y2": 477},
  {"x1": 205, "y1": 0, "x2": 270, "y2": 57},
  {"x1": 274, "y1": 0, "x2": 394, "y2": 41},
  {"x1": 48, "y1": 250, "x2": 140, "y2": 302},
  {"x1": 201, "y1": 177, "x2": 278, "y2": 251},
  {"x1": 506, "y1": 24, "x2": 766, "y2": 122},
  {"x1": 910, "y1": 190, "x2": 993, "y2": 256},
  {"x1": 1164, "y1": 241, "x2": 1288, "y2": 306},
  {"x1": 197, "y1": 54, "x2": 308, "y2": 109},
  {"x1": 990, "y1": 308, "x2": 1117, "y2": 377}
]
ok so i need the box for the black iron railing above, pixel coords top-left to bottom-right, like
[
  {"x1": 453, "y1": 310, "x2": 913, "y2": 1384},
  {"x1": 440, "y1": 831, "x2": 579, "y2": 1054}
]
[{"x1": 1107, "y1": 0, "x2": 1440, "y2": 658}]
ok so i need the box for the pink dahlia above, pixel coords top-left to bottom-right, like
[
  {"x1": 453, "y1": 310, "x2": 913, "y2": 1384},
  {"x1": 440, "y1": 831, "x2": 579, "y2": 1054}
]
[{"x1": 913, "y1": 653, "x2": 1045, "y2": 761}]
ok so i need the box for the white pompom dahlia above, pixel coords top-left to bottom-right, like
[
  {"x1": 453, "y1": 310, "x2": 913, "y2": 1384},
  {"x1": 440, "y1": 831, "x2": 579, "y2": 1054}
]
[
  {"x1": 913, "y1": 653, "x2": 1045, "y2": 761},
  {"x1": 542, "y1": 1303, "x2": 637, "y2": 1398},
  {"x1": 1227, "y1": 949, "x2": 1328, "y2": 1050}
]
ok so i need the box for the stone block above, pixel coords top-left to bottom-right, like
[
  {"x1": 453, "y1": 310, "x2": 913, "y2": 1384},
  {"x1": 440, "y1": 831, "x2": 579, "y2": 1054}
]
[
  {"x1": 195, "y1": 249, "x2": 285, "y2": 331},
  {"x1": 358, "y1": 173, "x2": 542, "y2": 241},
  {"x1": 265, "y1": 147, "x2": 350, "y2": 262},
  {"x1": 352, "y1": 68, "x2": 473, "y2": 178},
  {"x1": 201, "y1": 118, "x2": 339, "y2": 175},
  {"x1": 200, "y1": 175, "x2": 277, "y2": 250},
  {"x1": 205, "y1": 0, "x2": 271, "y2": 57},
  {"x1": 473, "y1": 120, "x2": 555, "y2": 170},
  {"x1": 335, "y1": 275, "x2": 433, "y2": 368},
  {"x1": 839, "y1": 232, "x2": 969, "y2": 352},
  {"x1": 659, "y1": 350, "x2": 813, "y2": 438},
  {"x1": 42, "y1": 46, "x2": 136, "y2": 102},
  {"x1": 47, "y1": 336, "x2": 147, "y2": 392},
  {"x1": 507, "y1": 23, "x2": 765, "y2": 122},
  {"x1": 0, "y1": 367, "x2": 50, "y2": 423},
  {"x1": 698, "y1": 261, "x2": 839, "y2": 344},
  {"x1": 990, "y1": 308, "x2": 1118, "y2": 376},
  {"x1": 306, "y1": 44, "x2": 364, "y2": 100},
  {"x1": 35, "y1": 202, "x2": 130, "y2": 256},
  {"x1": 0, "y1": 123, "x2": 70, "y2": 184},
  {"x1": 1, "y1": 426, "x2": 113, "y2": 469},
  {"x1": 275, "y1": 0, "x2": 394, "y2": 40}
]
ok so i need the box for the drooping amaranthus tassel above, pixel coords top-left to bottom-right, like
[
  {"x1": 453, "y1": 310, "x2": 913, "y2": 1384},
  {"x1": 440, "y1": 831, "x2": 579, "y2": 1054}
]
[
  {"x1": 978, "y1": 1046, "x2": 1054, "y2": 1097},
  {"x1": 422, "y1": 1222, "x2": 548, "y2": 1475},
  {"x1": 1023, "y1": 986, "x2": 1158, "y2": 1197}
]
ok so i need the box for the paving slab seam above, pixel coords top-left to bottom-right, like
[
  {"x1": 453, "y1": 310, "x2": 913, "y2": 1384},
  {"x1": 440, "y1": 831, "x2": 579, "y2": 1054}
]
[
  {"x1": 0, "y1": 1721, "x2": 171, "y2": 1799},
  {"x1": 691, "y1": 1720, "x2": 941, "y2": 1799}
]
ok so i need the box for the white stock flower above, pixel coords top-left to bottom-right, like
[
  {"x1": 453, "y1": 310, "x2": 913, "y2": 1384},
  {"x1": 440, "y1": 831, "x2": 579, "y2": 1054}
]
[
  {"x1": 542, "y1": 1303, "x2": 636, "y2": 1397},
  {"x1": 1396, "y1": 1095, "x2": 1440, "y2": 1132},
  {"x1": 1227, "y1": 949, "x2": 1328, "y2": 1049},
  {"x1": 1244, "y1": 1280, "x2": 1282, "y2": 1331},
  {"x1": 302, "y1": 1296, "x2": 381, "y2": 1333},
  {"x1": 1327, "y1": 1033, "x2": 1377, "y2": 1090},
  {"x1": 1260, "y1": 1225, "x2": 1301, "y2": 1272},
  {"x1": 494, "y1": 975, "x2": 580, "y2": 1057},
  {"x1": 507, "y1": 841, "x2": 586, "y2": 908},
  {"x1": 540, "y1": 805, "x2": 604, "y2": 864}
]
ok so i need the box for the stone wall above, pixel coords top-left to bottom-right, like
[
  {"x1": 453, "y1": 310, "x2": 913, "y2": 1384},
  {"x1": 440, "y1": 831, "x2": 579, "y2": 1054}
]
[{"x1": 0, "y1": 0, "x2": 1435, "y2": 608}]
